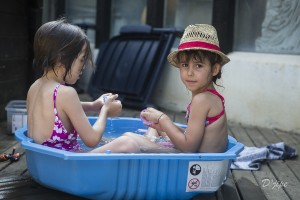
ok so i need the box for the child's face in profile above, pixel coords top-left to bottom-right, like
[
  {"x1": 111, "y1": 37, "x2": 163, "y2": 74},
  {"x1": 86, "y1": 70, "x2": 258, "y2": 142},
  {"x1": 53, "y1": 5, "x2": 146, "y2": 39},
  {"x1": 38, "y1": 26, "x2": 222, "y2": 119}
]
[
  {"x1": 178, "y1": 52, "x2": 214, "y2": 93},
  {"x1": 65, "y1": 44, "x2": 87, "y2": 85}
]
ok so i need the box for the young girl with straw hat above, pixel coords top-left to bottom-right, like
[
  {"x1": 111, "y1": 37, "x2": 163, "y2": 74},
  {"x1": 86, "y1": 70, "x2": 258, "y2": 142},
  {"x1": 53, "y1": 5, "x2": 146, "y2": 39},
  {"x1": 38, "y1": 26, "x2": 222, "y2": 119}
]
[{"x1": 124, "y1": 24, "x2": 230, "y2": 153}]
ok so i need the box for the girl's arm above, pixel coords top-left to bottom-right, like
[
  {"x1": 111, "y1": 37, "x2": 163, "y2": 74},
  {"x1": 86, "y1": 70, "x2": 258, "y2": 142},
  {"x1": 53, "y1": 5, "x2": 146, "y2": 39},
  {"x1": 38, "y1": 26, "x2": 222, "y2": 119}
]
[
  {"x1": 86, "y1": 97, "x2": 113, "y2": 144},
  {"x1": 80, "y1": 93, "x2": 112, "y2": 112},
  {"x1": 142, "y1": 94, "x2": 209, "y2": 152},
  {"x1": 81, "y1": 101, "x2": 97, "y2": 112},
  {"x1": 60, "y1": 87, "x2": 120, "y2": 147},
  {"x1": 81, "y1": 93, "x2": 122, "y2": 117}
]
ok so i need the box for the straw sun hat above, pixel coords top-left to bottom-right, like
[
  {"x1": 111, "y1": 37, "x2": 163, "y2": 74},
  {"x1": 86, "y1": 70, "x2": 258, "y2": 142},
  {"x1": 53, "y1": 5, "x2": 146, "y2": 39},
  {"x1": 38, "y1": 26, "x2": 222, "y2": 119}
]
[{"x1": 167, "y1": 24, "x2": 230, "y2": 67}]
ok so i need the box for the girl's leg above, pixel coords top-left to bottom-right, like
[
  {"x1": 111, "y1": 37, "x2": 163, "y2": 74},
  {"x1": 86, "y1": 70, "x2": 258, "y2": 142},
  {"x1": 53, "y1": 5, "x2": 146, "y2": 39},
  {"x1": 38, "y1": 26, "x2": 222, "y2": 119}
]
[
  {"x1": 123, "y1": 132, "x2": 162, "y2": 147},
  {"x1": 90, "y1": 135, "x2": 140, "y2": 153},
  {"x1": 91, "y1": 133, "x2": 163, "y2": 153},
  {"x1": 144, "y1": 127, "x2": 168, "y2": 139},
  {"x1": 91, "y1": 132, "x2": 180, "y2": 153},
  {"x1": 144, "y1": 127, "x2": 159, "y2": 142},
  {"x1": 123, "y1": 132, "x2": 180, "y2": 153}
]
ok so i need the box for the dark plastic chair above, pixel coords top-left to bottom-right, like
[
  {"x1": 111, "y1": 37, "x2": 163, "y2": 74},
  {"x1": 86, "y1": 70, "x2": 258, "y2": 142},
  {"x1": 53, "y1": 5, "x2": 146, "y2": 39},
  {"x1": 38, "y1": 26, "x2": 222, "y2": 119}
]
[{"x1": 88, "y1": 25, "x2": 183, "y2": 109}]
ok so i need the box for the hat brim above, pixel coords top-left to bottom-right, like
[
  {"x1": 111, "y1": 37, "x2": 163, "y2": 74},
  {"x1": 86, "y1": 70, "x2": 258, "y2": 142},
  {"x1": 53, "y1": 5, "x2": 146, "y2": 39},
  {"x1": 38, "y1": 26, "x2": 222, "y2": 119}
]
[{"x1": 167, "y1": 47, "x2": 230, "y2": 67}]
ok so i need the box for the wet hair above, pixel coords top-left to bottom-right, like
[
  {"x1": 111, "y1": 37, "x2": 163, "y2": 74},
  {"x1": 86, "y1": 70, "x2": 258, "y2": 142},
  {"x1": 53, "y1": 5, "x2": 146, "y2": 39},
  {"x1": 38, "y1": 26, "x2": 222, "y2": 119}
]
[
  {"x1": 33, "y1": 18, "x2": 94, "y2": 81},
  {"x1": 175, "y1": 50, "x2": 223, "y2": 84}
]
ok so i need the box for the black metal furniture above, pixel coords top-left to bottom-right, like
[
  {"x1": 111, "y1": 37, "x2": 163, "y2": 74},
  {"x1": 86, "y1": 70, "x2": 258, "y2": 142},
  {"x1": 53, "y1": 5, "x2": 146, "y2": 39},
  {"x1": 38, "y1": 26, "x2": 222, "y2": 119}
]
[{"x1": 88, "y1": 25, "x2": 183, "y2": 108}]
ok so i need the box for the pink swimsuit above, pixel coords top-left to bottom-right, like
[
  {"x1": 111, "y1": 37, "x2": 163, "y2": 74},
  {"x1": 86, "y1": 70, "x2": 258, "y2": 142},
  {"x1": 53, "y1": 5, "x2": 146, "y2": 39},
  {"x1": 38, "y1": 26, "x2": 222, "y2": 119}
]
[
  {"x1": 41, "y1": 84, "x2": 82, "y2": 152},
  {"x1": 156, "y1": 89, "x2": 225, "y2": 148},
  {"x1": 186, "y1": 89, "x2": 225, "y2": 126}
]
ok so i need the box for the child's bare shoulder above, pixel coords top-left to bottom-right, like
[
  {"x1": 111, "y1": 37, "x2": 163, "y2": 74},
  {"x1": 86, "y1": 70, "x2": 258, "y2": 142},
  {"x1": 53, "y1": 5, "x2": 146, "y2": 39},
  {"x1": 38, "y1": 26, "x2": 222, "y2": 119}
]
[
  {"x1": 27, "y1": 79, "x2": 42, "y2": 98},
  {"x1": 192, "y1": 92, "x2": 212, "y2": 104},
  {"x1": 57, "y1": 85, "x2": 79, "y2": 101}
]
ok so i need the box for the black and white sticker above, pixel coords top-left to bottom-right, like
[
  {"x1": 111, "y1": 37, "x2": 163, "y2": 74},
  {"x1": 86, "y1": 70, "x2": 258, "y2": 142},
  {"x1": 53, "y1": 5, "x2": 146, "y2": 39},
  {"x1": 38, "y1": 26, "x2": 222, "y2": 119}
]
[{"x1": 186, "y1": 160, "x2": 229, "y2": 192}]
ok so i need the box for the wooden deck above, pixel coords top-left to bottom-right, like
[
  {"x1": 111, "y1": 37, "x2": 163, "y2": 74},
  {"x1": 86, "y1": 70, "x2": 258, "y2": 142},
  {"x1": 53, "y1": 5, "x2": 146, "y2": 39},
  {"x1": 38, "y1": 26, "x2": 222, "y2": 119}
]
[{"x1": 0, "y1": 95, "x2": 299, "y2": 199}]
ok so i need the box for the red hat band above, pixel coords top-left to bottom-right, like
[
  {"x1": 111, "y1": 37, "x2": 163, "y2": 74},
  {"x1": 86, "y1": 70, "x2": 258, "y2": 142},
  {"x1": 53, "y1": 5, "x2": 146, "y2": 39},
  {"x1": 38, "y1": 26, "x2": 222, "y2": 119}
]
[{"x1": 178, "y1": 41, "x2": 220, "y2": 51}]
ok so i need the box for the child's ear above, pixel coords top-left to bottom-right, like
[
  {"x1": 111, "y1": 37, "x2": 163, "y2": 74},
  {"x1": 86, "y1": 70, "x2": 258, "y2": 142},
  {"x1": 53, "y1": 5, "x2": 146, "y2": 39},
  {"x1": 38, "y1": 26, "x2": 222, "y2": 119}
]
[
  {"x1": 54, "y1": 62, "x2": 65, "y2": 73},
  {"x1": 212, "y1": 63, "x2": 221, "y2": 76},
  {"x1": 56, "y1": 63, "x2": 66, "y2": 70},
  {"x1": 58, "y1": 62, "x2": 65, "y2": 68}
]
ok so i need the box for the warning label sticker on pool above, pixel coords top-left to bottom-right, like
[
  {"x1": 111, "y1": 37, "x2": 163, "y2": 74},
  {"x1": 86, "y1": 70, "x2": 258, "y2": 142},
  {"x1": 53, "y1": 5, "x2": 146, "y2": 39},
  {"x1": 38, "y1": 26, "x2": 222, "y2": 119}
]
[{"x1": 186, "y1": 160, "x2": 229, "y2": 192}]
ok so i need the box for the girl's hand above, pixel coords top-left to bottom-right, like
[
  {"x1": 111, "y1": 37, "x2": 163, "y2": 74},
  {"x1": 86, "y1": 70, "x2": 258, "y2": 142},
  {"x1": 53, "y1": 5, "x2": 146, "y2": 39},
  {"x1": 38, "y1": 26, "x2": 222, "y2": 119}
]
[
  {"x1": 99, "y1": 93, "x2": 115, "y2": 104},
  {"x1": 102, "y1": 94, "x2": 122, "y2": 117},
  {"x1": 92, "y1": 93, "x2": 112, "y2": 111},
  {"x1": 140, "y1": 107, "x2": 166, "y2": 131}
]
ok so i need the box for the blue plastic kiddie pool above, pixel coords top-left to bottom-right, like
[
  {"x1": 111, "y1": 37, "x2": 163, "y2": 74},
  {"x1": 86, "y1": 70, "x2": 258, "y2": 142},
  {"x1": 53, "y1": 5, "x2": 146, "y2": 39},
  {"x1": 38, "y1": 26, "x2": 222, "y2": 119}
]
[{"x1": 15, "y1": 117, "x2": 244, "y2": 200}]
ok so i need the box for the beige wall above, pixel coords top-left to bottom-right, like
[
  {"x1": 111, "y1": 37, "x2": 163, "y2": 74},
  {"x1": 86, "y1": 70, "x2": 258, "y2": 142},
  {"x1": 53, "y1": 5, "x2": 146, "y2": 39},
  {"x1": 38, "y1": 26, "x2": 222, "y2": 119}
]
[
  {"x1": 221, "y1": 52, "x2": 300, "y2": 133},
  {"x1": 152, "y1": 62, "x2": 190, "y2": 112}
]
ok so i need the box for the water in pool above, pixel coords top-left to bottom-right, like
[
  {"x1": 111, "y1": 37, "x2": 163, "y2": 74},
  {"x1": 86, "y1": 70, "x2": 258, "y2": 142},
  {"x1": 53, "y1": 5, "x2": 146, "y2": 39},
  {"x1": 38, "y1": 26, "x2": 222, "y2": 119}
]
[{"x1": 77, "y1": 118, "x2": 147, "y2": 151}]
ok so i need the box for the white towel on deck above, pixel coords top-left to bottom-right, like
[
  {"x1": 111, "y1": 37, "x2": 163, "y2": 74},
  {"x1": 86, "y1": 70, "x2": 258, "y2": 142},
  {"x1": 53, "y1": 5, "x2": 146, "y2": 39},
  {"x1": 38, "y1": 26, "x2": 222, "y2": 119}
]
[{"x1": 230, "y1": 142, "x2": 297, "y2": 170}]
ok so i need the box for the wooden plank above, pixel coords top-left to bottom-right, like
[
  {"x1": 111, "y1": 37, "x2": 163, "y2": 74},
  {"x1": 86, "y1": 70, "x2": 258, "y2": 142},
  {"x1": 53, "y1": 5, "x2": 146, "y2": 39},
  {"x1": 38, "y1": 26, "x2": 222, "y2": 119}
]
[
  {"x1": 0, "y1": 121, "x2": 18, "y2": 152},
  {"x1": 252, "y1": 129, "x2": 300, "y2": 199},
  {"x1": 231, "y1": 170, "x2": 267, "y2": 200},
  {"x1": 0, "y1": 176, "x2": 83, "y2": 199},
  {"x1": 266, "y1": 160, "x2": 300, "y2": 200},
  {"x1": 257, "y1": 127, "x2": 281, "y2": 143},
  {"x1": 254, "y1": 163, "x2": 290, "y2": 200},
  {"x1": 192, "y1": 192, "x2": 217, "y2": 200},
  {"x1": 219, "y1": 171, "x2": 241, "y2": 200},
  {"x1": 283, "y1": 158, "x2": 300, "y2": 181},
  {"x1": 0, "y1": 136, "x2": 18, "y2": 153},
  {"x1": 257, "y1": 128, "x2": 300, "y2": 200},
  {"x1": 229, "y1": 125, "x2": 273, "y2": 200},
  {"x1": 274, "y1": 129, "x2": 300, "y2": 148},
  {"x1": 216, "y1": 189, "x2": 223, "y2": 200},
  {"x1": 243, "y1": 126, "x2": 291, "y2": 200},
  {"x1": 274, "y1": 129, "x2": 300, "y2": 180},
  {"x1": 290, "y1": 133, "x2": 300, "y2": 143},
  {"x1": 0, "y1": 144, "x2": 27, "y2": 178},
  {"x1": 229, "y1": 125, "x2": 254, "y2": 147}
]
